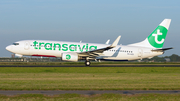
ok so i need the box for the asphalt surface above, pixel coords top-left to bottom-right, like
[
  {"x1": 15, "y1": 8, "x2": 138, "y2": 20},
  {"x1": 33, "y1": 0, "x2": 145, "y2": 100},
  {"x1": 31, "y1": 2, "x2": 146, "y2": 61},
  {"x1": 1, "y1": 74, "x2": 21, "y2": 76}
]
[
  {"x1": 1, "y1": 64, "x2": 180, "y2": 67},
  {"x1": 0, "y1": 90, "x2": 180, "y2": 95}
]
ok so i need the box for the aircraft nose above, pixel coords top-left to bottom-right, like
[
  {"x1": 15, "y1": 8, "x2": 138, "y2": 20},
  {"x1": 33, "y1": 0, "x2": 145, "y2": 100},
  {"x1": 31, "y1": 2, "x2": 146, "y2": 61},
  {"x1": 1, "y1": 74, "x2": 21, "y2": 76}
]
[{"x1": 6, "y1": 45, "x2": 12, "y2": 51}]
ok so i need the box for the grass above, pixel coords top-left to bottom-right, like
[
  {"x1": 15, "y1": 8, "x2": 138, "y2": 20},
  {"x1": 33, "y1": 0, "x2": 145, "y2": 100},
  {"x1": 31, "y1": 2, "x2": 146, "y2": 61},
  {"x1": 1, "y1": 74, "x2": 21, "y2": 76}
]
[
  {"x1": 0, "y1": 67, "x2": 180, "y2": 90},
  {"x1": 0, "y1": 94, "x2": 180, "y2": 101}
]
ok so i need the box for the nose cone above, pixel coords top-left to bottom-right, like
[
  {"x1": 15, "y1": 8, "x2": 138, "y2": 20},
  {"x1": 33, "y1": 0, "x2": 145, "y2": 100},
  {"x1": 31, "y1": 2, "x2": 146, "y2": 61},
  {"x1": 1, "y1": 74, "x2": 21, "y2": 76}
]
[{"x1": 6, "y1": 45, "x2": 12, "y2": 52}]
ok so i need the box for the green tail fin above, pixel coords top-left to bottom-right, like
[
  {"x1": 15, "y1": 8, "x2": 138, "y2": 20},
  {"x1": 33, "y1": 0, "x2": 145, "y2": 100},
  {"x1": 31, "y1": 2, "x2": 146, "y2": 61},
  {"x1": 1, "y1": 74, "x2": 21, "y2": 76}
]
[
  {"x1": 147, "y1": 19, "x2": 171, "y2": 48},
  {"x1": 128, "y1": 19, "x2": 171, "y2": 49}
]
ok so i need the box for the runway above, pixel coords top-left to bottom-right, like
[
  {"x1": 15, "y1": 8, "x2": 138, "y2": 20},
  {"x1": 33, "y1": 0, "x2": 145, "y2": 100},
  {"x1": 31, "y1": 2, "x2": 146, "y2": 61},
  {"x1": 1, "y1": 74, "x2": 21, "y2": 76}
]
[
  {"x1": 1, "y1": 64, "x2": 180, "y2": 67},
  {"x1": 0, "y1": 90, "x2": 180, "y2": 95}
]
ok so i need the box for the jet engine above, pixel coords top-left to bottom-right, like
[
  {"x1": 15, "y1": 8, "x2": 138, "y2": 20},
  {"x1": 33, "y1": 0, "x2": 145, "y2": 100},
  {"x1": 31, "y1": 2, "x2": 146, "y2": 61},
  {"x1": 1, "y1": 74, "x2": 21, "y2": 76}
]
[
  {"x1": 62, "y1": 52, "x2": 78, "y2": 62},
  {"x1": 15, "y1": 54, "x2": 23, "y2": 58}
]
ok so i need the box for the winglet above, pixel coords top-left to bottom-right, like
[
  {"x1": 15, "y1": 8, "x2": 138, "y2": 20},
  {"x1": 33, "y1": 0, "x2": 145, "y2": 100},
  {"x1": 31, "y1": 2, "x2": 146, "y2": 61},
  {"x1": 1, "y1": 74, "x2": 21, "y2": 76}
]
[
  {"x1": 109, "y1": 36, "x2": 121, "y2": 48},
  {"x1": 105, "y1": 39, "x2": 110, "y2": 44}
]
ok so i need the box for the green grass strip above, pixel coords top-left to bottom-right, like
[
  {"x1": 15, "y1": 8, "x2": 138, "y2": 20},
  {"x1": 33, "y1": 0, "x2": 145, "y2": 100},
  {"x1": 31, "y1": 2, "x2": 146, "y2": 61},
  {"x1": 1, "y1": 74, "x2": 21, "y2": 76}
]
[
  {"x1": 0, "y1": 94, "x2": 180, "y2": 101},
  {"x1": 0, "y1": 67, "x2": 180, "y2": 90}
]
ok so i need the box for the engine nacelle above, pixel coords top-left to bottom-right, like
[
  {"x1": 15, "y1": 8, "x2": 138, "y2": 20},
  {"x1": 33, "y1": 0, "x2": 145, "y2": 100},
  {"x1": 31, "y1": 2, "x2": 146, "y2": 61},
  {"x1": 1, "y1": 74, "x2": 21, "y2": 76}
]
[
  {"x1": 15, "y1": 54, "x2": 23, "y2": 58},
  {"x1": 62, "y1": 52, "x2": 78, "y2": 62}
]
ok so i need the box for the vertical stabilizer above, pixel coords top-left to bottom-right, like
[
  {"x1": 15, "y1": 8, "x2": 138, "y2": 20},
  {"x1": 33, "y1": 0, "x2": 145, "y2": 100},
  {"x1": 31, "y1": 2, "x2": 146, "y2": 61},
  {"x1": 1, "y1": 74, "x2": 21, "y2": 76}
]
[{"x1": 128, "y1": 19, "x2": 171, "y2": 49}]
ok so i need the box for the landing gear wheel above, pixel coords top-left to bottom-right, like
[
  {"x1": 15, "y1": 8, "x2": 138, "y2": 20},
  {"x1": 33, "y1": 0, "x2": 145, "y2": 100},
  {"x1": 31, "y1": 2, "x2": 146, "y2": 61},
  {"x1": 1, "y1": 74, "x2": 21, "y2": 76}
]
[{"x1": 85, "y1": 61, "x2": 91, "y2": 66}]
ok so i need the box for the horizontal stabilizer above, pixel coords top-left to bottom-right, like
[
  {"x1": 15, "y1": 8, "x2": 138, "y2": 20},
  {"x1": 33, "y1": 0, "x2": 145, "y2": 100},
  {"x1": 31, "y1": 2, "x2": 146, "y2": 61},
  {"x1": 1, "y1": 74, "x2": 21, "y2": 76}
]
[{"x1": 151, "y1": 47, "x2": 173, "y2": 52}]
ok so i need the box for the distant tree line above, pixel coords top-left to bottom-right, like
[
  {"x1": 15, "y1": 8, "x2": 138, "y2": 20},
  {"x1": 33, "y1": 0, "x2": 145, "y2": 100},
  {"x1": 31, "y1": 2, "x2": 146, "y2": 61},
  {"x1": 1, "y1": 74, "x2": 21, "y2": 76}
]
[{"x1": 143, "y1": 54, "x2": 180, "y2": 62}]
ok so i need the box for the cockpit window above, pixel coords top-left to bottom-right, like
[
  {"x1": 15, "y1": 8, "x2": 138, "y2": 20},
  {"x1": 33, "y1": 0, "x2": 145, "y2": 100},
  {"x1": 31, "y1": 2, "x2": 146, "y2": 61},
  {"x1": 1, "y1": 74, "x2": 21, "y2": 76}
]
[{"x1": 13, "y1": 43, "x2": 19, "y2": 45}]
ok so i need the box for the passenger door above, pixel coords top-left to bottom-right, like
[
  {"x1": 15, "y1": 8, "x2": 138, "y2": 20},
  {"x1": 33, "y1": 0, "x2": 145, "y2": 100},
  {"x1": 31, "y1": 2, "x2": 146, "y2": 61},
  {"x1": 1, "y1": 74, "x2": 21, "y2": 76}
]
[
  {"x1": 24, "y1": 42, "x2": 30, "y2": 50},
  {"x1": 138, "y1": 49, "x2": 143, "y2": 57}
]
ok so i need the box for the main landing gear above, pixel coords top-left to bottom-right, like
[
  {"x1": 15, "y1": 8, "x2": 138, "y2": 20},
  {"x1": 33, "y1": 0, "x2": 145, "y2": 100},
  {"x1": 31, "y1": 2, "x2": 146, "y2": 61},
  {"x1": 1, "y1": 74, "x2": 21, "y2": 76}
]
[{"x1": 85, "y1": 60, "x2": 91, "y2": 66}]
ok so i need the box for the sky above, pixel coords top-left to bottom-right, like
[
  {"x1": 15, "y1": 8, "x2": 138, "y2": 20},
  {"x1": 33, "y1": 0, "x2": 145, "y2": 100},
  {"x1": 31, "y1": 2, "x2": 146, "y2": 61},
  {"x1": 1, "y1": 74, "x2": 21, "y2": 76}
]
[{"x1": 0, "y1": 0, "x2": 180, "y2": 57}]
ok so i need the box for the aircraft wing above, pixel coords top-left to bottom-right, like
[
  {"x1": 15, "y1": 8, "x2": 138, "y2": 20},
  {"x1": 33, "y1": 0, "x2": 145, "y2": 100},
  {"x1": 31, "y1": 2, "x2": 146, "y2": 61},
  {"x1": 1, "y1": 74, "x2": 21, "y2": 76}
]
[{"x1": 78, "y1": 36, "x2": 121, "y2": 57}]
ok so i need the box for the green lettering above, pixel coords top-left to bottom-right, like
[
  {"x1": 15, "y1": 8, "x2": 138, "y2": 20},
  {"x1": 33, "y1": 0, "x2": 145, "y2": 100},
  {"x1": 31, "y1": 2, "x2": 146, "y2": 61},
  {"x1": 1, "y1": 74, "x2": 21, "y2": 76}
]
[
  {"x1": 44, "y1": 43, "x2": 52, "y2": 50},
  {"x1": 33, "y1": 41, "x2": 38, "y2": 49},
  {"x1": 53, "y1": 43, "x2": 61, "y2": 51},
  {"x1": 89, "y1": 46, "x2": 97, "y2": 51},
  {"x1": 78, "y1": 45, "x2": 85, "y2": 52},
  {"x1": 39, "y1": 42, "x2": 44, "y2": 49},
  {"x1": 62, "y1": 44, "x2": 68, "y2": 51},
  {"x1": 69, "y1": 44, "x2": 77, "y2": 51},
  {"x1": 86, "y1": 44, "x2": 88, "y2": 51},
  {"x1": 33, "y1": 41, "x2": 97, "y2": 52}
]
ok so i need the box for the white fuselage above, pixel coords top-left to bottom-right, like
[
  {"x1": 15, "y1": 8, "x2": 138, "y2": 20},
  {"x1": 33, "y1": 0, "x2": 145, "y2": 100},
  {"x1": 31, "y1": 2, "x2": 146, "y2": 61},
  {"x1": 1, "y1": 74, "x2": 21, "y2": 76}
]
[{"x1": 6, "y1": 40, "x2": 163, "y2": 61}]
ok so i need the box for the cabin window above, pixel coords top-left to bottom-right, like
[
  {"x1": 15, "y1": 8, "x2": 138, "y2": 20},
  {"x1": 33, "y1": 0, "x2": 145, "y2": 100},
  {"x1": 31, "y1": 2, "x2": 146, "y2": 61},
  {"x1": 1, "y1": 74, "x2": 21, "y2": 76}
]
[{"x1": 13, "y1": 43, "x2": 19, "y2": 45}]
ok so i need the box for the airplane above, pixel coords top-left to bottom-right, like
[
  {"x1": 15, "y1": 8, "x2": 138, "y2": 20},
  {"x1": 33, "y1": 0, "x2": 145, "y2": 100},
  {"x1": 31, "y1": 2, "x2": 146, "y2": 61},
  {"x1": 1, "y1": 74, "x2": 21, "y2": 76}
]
[{"x1": 6, "y1": 19, "x2": 172, "y2": 66}]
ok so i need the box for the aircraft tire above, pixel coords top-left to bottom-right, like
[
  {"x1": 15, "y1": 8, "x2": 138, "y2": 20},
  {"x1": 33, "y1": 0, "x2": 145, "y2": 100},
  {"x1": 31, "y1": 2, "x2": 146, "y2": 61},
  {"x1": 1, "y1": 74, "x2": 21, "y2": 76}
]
[{"x1": 85, "y1": 61, "x2": 91, "y2": 66}]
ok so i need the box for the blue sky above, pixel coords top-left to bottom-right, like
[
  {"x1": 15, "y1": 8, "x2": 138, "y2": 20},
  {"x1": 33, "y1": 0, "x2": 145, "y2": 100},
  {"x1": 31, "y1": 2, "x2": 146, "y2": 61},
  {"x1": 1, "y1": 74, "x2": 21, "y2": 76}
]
[{"x1": 0, "y1": 0, "x2": 180, "y2": 57}]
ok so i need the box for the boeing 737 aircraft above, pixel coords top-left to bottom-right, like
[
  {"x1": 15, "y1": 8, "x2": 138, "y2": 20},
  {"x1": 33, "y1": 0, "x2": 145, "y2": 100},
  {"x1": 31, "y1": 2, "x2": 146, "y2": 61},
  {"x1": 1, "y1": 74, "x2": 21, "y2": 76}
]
[{"x1": 6, "y1": 19, "x2": 172, "y2": 66}]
